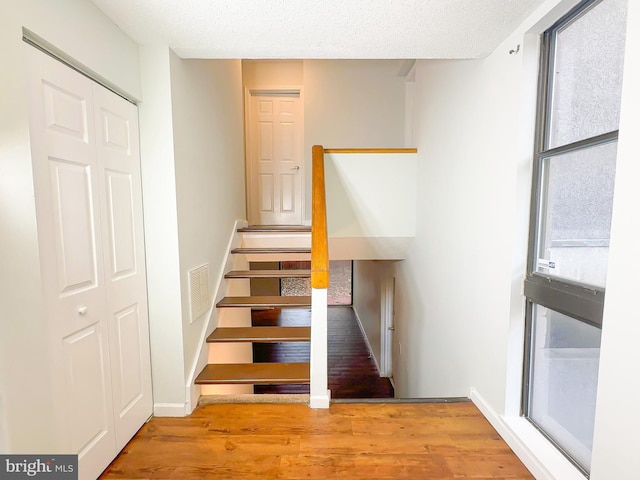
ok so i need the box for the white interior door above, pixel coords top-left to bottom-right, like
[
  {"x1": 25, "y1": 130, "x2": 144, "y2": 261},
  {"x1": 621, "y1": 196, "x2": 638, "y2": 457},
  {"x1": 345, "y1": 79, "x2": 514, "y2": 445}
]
[
  {"x1": 93, "y1": 84, "x2": 153, "y2": 450},
  {"x1": 28, "y1": 47, "x2": 152, "y2": 480},
  {"x1": 380, "y1": 277, "x2": 395, "y2": 378},
  {"x1": 247, "y1": 91, "x2": 303, "y2": 225}
]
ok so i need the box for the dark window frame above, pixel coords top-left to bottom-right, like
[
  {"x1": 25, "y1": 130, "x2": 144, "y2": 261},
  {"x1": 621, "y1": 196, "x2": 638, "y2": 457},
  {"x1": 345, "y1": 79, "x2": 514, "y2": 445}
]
[
  {"x1": 522, "y1": 0, "x2": 622, "y2": 474},
  {"x1": 524, "y1": 0, "x2": 617, "y2": 332}
]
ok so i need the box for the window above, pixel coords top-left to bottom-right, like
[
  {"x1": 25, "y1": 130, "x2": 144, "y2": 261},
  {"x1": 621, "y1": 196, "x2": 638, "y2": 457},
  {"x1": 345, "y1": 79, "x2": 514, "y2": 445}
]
[
  {"x1": 280, "y1": 260, "x2": 353, "y2": 305},
  {"x1": 523, "y1": 0, "x2": 627, "y2": 474}
]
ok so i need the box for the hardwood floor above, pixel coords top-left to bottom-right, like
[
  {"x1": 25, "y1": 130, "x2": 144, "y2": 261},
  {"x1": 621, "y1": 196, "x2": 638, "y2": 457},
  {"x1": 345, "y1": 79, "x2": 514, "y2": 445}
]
[
  {"x1": 327, "y1": 307, "x2": 394, "y2": 398},
  {"x1": 252, "y1": 306, "x2": 394, "y2": 398},
  {"x1": 100, "y1": 402, "x2": 534, "y2": 479}
]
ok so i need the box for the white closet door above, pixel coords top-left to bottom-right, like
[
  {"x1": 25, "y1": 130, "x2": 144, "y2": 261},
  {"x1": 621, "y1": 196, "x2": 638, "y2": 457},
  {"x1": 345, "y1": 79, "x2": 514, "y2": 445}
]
[
  {"x1": 27, "y1": 49, "x2": 116, "y2": 480},
  {"x1": 92, "y1": 84, "x2": 153, "y2": 450},
  {"x1": 27, "y1": 47, "x2": 153, "y2": 480}
]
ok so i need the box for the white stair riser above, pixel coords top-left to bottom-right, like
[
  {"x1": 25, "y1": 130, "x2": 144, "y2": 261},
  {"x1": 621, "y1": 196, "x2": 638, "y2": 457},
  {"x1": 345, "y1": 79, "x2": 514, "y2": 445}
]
[{"x1": 241, "y1": 232, "x2": 311, "y2": 249}]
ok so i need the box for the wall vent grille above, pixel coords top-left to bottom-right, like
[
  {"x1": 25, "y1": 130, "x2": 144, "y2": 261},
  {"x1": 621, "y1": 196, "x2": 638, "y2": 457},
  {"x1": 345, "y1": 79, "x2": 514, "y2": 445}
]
[{"x1": 189, "y1": 264, "x2": 211, "y2": 323}]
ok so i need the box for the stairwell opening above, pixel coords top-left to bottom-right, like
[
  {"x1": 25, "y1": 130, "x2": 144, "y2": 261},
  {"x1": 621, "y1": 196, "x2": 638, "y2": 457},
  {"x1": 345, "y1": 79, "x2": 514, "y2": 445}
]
[{"x1": 250, "y1": 260, "x2": 394, "y2": 399}]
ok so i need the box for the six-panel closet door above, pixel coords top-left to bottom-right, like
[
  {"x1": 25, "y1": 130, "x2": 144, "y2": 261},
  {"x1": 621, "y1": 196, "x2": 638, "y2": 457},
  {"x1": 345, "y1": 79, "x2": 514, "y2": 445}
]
[{"x1": 27, "y1": 47, "x2": 152, "y2": 480}]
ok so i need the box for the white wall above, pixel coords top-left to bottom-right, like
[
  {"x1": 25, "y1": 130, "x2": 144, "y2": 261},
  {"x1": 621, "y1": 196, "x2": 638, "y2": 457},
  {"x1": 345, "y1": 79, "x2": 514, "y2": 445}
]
[
  {"x1": 391, "y1": 0, "x2": 586, "y2": 407},
  {"x1": 169, "y1": 55, "x2": 246, "y2": 384},
  {"x1": 392, "y1": 56, "x2": 517, "y2": 402},
  {"x1": 590, "y1": 1, "x2": 640, "y2": 477},
  {"x1": 393, "y1": 0, "x2": 640, "y2": 478},
  {"x1": 353, "y1": 261, "x2": 394, "y2": 368},
  {"x1": 0, "y1": 0, "x2": 140, "y2": 452},
  {"x1": 138, "y1": 46, "x2": 186, "y2": 409}
]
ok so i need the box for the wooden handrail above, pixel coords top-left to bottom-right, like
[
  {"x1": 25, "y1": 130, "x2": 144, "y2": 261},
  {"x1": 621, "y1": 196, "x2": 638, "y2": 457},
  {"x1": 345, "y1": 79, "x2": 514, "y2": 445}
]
[
  {"x1": 323, "y1": 148, "x2": 417, "y2": 154},
  {"x1": 311, "y1": 145, "x2": 329, "y2": 289}
]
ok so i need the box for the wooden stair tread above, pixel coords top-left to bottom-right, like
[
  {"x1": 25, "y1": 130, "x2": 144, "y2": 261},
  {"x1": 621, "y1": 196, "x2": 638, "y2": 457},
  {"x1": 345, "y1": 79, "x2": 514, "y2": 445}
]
[
  {"x1": 217, "y1": 296, "x2": 311, "y2": 308},
  {"x1": 207, "y1": 326, "x2": 311, "y2": 343},
  {"x1": 231, "y1": 247, "x2": 311, "y2": 254},
  {"x1": 225, "y1": 269, "x2": 311, "y2": 279},
  {"x1": 238, "y1": 226, "x2": 311, "y2": 233},
  {"x1": 195, "y1": 362, "x2": 310, "y2": 385}
]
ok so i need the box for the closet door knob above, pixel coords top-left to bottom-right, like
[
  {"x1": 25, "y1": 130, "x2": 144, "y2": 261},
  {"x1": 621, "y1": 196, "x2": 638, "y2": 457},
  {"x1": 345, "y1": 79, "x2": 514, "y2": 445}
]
[{"x1": 78, "y1": 306, "x2": 88, "y2": 315}]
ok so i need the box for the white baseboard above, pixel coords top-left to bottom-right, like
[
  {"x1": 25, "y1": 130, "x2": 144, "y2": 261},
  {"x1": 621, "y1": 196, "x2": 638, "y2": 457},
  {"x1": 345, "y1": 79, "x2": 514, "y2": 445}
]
[
  {"x1": 470, "y1": 388, "x2": 585, "y2": 480},
  {"x1": 186, "y1": 383, "x2": 200, "y2": 415},
  {"x1": 154, "y1": 402, "x2": 189, "y2": 417},
  {"x1": 352, "y1": 307, "x2": 381, "y2": 374},
  {"x1": 184, "y1": 219, "x2": 246, "y2": 413},
  {"x1": 309, "y1": 390, "x2": 331, "y2": 409}
]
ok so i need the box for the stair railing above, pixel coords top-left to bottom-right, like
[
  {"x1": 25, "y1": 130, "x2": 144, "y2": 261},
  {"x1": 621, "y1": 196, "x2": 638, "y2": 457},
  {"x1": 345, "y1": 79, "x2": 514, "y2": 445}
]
[{"x1": 309, "y1": 145, "x2": 330, "y2": 408}]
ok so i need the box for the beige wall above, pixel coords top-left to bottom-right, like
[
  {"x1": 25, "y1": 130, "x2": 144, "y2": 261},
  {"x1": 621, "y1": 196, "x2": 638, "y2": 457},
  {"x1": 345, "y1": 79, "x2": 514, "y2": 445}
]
[
  {"x1": 241, "y1": 60, "x2": 407, "y2": 224},
  {"x1": 170, "y1": 55, "x2": 246, "y2": 387},
  {"x1": 242, "y1": 60, "x2": 303, "y2": 88},
  {"x1": 353, "y1": 261, "x2": 395, "y2": 369},
  {"x1": 303, "y1": 60, "x2": 406, "y2": 222}
]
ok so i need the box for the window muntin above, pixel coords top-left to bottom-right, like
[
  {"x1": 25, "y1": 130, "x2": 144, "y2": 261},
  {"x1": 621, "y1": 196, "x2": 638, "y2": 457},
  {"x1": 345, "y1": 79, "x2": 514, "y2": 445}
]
[{"x1": 535, "y1": 140, "x2": 617, "y2": 288}]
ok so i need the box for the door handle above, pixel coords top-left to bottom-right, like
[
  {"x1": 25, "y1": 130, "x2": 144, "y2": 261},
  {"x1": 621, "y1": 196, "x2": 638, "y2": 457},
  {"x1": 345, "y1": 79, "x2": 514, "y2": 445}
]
[
  {"x1": 290, "y1": 166, "x2": 300, "y2": 171},
  {"x1": 78, "y1": 306, "x2": 88, "y2": 315},
  {"x1": 388, "y1": 326, "x2": 395, "y2": 331}
]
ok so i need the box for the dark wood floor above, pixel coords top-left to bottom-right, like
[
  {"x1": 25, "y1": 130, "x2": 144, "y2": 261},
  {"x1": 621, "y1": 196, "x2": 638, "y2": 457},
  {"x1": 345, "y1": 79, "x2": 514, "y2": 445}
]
[
  {"x1": 252, "y1": 306, "x2": 394, "y2": 398},
  {"x1": 100, "y1": 402, "x2": 534, "y2": 479}
]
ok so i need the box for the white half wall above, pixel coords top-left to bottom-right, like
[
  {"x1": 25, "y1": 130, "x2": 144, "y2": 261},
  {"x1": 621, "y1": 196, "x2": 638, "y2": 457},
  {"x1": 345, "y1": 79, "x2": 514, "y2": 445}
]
[
  {"x1": 0, "y1": 0, "x2": 140, "y2": 452},
  {"x1": 325, "y1": 152, "x2": 417, "y2": 259},
  {"x1": 325, "y1": 152, "x2": 417, "y2": 238}
]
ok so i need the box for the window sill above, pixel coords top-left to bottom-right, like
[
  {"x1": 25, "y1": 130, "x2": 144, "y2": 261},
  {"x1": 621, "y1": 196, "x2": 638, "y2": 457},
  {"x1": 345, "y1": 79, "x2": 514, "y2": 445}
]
[{"x1": 470, "y1": 388, "x2": 586, "y2": 480}]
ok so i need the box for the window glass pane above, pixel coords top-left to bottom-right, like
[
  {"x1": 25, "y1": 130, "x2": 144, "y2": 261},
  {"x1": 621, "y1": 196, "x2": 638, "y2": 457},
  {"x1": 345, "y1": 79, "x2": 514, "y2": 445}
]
[
  {"x1": 281, "y1": 260, "x2": 352, "y2": 305},
  {"x1": 548, "y1": 0, "x2": 627, "y2": 148},
  {"x1": 528, "y1": 305, "x2": 601, "y2": 472},
  {"x1": 536, "y1": 141, "x2": 617, "y2": 287}
]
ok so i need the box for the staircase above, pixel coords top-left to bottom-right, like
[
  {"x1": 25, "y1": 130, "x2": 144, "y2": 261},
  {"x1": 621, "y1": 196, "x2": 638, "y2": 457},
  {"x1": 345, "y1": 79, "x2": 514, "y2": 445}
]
[{"x1": 195, "y1": 225, "x2": 313, "y2": 389}]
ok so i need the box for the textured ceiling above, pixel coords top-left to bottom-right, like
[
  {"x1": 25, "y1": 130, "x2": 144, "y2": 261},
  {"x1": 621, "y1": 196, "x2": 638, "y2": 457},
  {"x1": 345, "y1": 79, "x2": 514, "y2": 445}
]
[{"x1": 89, "y1": 0, "x2": 546, "y2": 59}]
